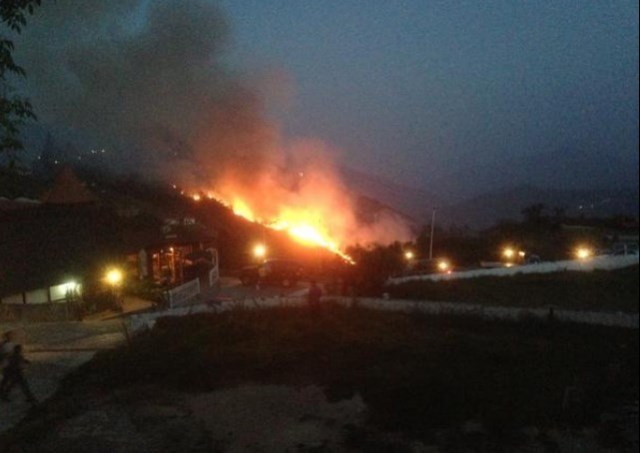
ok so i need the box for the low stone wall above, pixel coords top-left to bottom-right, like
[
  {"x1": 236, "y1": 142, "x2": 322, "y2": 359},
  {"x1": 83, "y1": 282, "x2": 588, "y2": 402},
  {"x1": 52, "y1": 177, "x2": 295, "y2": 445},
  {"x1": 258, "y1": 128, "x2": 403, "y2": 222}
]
[
  {"x1": 126, "y1": 295, "x2": 639, "y2": 338},
  {"x1": 0, "y1": 302, "x2": 80, "y2": 323}
]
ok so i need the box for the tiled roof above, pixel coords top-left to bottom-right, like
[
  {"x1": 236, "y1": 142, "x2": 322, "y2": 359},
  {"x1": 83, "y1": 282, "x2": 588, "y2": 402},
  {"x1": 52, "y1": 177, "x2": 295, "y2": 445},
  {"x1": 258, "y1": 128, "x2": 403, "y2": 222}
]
[{"x1": 41, "y1": 166, "x2": 97, "y2": 204}]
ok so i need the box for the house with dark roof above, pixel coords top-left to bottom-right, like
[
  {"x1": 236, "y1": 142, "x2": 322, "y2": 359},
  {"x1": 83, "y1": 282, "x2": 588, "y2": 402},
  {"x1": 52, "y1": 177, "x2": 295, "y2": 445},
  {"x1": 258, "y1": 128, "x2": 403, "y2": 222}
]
[
  {"x1": 1, "y1": 167, "x2": 217, "y2": 314},
  {"x1": 40, "y1": 165, "x2": 98, "y2": 205}
]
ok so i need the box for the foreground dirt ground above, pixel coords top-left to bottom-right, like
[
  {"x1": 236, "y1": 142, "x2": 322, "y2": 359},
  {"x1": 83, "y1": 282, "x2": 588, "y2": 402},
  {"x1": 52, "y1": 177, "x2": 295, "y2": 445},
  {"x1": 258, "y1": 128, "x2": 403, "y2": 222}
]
[
  {"x1": 4, "y1": 382, "x2": 636, "y2": 453},
  {"x1": 1, "y1": 297, "x2": 637, "y2": 452},
  {"x1": 5, "y1": 384, "x2": 370, "y2": 453}
]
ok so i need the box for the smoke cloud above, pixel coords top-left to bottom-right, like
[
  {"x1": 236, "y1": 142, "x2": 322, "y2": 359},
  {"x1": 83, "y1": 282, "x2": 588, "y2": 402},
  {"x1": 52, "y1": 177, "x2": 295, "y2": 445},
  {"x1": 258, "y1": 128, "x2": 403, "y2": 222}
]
[
  {"x1": 18, "y1": 1, "x2": 230, "y2": 156},
  {"x1": 14, "y1": 0, "x2": 412, "y2": 246}
]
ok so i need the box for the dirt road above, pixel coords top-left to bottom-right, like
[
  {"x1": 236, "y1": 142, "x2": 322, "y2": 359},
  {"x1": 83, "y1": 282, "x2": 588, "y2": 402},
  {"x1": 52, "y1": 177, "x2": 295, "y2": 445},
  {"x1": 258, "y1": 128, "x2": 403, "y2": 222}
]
[{"x1": 0, "y1": 297, "x2": 152, "y2": 434}]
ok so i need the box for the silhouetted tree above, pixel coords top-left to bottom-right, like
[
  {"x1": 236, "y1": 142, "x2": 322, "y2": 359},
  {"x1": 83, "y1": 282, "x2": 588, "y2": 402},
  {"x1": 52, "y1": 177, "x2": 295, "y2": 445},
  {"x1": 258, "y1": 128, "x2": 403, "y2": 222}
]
[
  {"x1": 347, "y1": 242, "x2": 405, "y2": 296},
  {"x1": 552, "y1": 206, "x2": 566, "y2": 223},
  {"x1": 415, "y1": 224, "x2": 431, "y2": 257},
  {"x1": 1, "y1": 0, "x2": 41, "y2": 161},
  {"x1": 521, "y1": 203, "x2": 546, "y2": 224}
]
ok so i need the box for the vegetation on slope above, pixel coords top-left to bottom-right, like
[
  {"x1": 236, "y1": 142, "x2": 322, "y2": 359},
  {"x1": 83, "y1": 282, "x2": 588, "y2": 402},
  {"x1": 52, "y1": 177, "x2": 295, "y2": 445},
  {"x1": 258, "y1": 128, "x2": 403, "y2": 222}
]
[
  {"x1": 388, "y1": 266, "x2": 640, "y2": 313},
  {"x1": 6, "y1": 305, "x2": 637, "y2": 450}
]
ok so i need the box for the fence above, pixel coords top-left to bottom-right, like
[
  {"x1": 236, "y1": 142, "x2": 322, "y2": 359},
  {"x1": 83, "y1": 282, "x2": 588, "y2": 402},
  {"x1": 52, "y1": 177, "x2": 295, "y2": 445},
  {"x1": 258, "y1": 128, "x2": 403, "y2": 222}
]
[
  {"x1": 127, "y1": 294, "x2": 639, "y2": 338},
  {"x1": 0, "y1": 282, "x2": 82, "y2": 322},
  {"x1": 166, "y1": 278, "x2": 201, "y2": 308}
]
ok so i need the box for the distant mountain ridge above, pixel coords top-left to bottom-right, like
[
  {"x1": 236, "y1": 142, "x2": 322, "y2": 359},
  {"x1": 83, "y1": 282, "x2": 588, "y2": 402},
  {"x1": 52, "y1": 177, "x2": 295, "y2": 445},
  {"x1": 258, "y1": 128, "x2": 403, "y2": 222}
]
[
  {"x1": 437, "y1": 185, "x2": 639, "y2": 229},
  {"x1": 339, "y1": 166, "x2": 639, "y2": 230},
  {"x1": 339, "y1": 166, "x2": 440, "y2": 223}
]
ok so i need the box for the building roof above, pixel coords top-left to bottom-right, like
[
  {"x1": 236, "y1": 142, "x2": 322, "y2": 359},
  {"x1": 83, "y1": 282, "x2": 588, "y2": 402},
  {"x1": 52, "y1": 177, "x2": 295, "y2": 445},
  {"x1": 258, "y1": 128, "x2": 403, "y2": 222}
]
[{"x1": 41, "y1": 166, "x2": 98, "y2": 204}]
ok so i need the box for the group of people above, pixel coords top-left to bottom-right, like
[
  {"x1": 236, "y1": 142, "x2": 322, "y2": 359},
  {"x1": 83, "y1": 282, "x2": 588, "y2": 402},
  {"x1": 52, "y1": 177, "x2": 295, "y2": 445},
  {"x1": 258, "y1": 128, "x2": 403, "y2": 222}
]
[{"x1": 0, "y1": 331, "x2": 37, "y2": 406}]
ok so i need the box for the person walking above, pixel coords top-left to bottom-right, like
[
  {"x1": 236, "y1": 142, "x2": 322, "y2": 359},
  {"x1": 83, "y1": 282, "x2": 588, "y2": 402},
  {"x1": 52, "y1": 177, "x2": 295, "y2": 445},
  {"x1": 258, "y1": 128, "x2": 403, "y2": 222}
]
[
  {"x1": 0, "y1": 331, "x2": 16, "y2": 389},
  {"x1": 0, "y1": 344, "x2": 38, "y2": 405},
  {"x1": 0, "y1": 331, "x2": 16, "y2": 360}
]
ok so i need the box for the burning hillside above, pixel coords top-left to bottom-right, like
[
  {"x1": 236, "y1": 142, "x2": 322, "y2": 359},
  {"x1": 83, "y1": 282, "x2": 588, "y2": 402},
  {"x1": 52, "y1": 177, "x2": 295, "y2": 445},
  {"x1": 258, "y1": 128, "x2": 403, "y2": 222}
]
[{"x1": 181, "y1": 152, "x2": 413, "y2": 262}]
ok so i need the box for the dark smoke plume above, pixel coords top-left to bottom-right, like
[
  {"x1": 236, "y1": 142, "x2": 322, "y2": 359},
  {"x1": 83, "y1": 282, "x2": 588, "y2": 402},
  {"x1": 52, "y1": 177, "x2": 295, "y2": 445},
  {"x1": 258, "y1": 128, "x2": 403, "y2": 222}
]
[
  {"x1": 15, "y1": 0, "x2": 412, "y2": 245},
  {"x1": 16, "y1": 0, "x2": 279, "y2": 180}
]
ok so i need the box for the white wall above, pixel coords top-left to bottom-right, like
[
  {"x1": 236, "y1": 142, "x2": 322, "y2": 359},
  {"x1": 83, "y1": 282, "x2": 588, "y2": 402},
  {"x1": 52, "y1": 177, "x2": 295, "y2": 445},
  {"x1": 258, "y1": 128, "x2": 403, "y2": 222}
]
[{"x1": 387, "y1": 255, "x2": 639, "y2": 285}]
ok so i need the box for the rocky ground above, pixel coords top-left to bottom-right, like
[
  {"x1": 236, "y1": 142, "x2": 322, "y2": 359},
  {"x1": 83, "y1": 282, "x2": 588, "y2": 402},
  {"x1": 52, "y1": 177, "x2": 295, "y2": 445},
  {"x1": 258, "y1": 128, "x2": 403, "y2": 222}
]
[{"x1": 12, "y1": 384, "x2": 368, "y2": 453}]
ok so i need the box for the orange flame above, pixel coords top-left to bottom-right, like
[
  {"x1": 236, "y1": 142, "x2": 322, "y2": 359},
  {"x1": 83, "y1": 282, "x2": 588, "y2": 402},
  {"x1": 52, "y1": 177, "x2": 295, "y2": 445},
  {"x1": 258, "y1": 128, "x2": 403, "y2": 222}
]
[
  {"x1": 191, "y1": 189, "x2": 354, "y2": 263},
  {"x1": 178, "y1": 150, "x2": 411, "y2": 264},
  {"x1": 248, "y1": 200, "x2": 354, "y2": 263},
  {"x1": 232, "y1": 198, "x2": 256, "y2": 222}
]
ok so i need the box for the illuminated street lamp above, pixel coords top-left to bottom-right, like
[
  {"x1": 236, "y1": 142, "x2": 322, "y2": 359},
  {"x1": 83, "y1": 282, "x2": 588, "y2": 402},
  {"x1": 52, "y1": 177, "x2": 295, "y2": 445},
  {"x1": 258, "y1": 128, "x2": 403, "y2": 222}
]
[
  {"x1": 404, "y1": 251, "x2": 415, "y2": 261},
  {"x1": 253, "y1": 243, "x2": 267, "y2": 260},
  {"x1": 502, "y1": 247, "x2": 515, "y2": 260},
  {"x1": 105, "y1": 268, "x2": 123, "y2": 286},
  {"x1": 437, "y1": 259, "x2": 450, "y2": 273},
  {"x1": 575, "y1": 246, "x2": 593, "y2": 260},
  {"x1": 104, "y1": 268, "x2": 124, "y2": 312}
]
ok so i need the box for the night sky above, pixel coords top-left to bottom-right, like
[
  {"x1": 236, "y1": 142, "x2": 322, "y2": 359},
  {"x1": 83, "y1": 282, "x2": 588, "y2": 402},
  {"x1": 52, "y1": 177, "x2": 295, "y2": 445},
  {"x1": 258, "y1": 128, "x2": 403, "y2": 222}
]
[{"x1": 12, "y1": 0, "x2": 640, "y2": 200}]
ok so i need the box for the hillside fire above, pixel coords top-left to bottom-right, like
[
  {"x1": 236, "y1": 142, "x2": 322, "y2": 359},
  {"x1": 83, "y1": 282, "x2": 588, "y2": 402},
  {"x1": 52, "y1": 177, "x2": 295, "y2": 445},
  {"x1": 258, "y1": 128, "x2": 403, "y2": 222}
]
[
  {"x1": 191, "y1": 189, "x2": 356, "y2": 263},
  {"x1": 173, "y1": 153, "x2": 414, "y2": 263}
]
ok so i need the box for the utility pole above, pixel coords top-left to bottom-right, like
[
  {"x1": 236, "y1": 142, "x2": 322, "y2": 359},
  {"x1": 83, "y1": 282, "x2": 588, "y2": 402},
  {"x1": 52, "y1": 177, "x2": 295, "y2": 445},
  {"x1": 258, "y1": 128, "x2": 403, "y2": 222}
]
[{"x1": 429, "y1": 208, "x2": 436, "y2": 260}]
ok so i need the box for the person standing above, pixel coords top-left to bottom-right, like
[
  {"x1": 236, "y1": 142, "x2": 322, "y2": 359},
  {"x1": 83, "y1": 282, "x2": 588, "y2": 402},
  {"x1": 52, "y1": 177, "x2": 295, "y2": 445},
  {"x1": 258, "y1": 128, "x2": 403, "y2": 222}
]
[
  {"x1": 307, "y1": 280, "x2": 323, "y2": 311},
  {"x1": 0, "y1": 344, "x2": 37, "y2": 405}
]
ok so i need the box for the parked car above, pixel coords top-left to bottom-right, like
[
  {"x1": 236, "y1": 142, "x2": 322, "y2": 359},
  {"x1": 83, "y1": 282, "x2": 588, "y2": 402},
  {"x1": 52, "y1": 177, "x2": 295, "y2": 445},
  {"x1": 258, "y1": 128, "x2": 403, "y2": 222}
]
[{"x1": 240, "y1": 259, "x2": 304, "y2": 287}]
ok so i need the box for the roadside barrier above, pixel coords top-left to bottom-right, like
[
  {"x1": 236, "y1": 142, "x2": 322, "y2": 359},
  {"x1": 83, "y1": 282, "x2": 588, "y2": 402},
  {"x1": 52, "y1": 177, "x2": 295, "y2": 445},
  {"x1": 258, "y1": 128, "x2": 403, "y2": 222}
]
[
  {"x1": 125, "y1": 294, "x2": 638, "y2": 338},
  {"x1": 388, "y1": 255, "x2": 639, "y2": 285},
  {"x1": 165, "y1": 278, "x2": 201, "y2": 308}
]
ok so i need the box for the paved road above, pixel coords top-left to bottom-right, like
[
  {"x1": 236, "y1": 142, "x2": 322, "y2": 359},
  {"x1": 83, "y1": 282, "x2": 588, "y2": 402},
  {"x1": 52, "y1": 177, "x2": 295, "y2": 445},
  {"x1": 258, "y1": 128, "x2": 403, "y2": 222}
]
[{"x1": 209, "y1": 277, "x2": 309, "y2": 301}]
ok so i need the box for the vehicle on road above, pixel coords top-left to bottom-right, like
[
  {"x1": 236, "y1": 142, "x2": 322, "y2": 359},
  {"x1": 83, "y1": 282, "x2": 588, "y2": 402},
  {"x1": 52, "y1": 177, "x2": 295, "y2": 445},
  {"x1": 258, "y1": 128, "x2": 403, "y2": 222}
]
[{"x1": 240, "y1": 259, "x2": 305, "y2": 288}]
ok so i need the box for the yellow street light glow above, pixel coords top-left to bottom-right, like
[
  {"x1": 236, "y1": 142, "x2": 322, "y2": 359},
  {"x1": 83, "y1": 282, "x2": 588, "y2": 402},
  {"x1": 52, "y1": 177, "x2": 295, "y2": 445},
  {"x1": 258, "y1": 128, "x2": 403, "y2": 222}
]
[
  {"x1": 518, "y1": 250, "x2": 526, "y2": 258},
  {"x1": 105, "y1": 268, "x2": 123, "y2": 286},
  {"x1": 404, "y1": 251, "x2": 415, "y2": 260},
  {"x1": 437, "y1": 260, "x2": 450, "y2": 272},
  {"x1": 575, "y1": 247, "x2": 593, "y2": 260},
  {"x1": 503, "y1": 247, "x2": 515, "y2": 259},
  {"x1": 254, "y1": 243, "x2": 267, "y2": 259}
]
